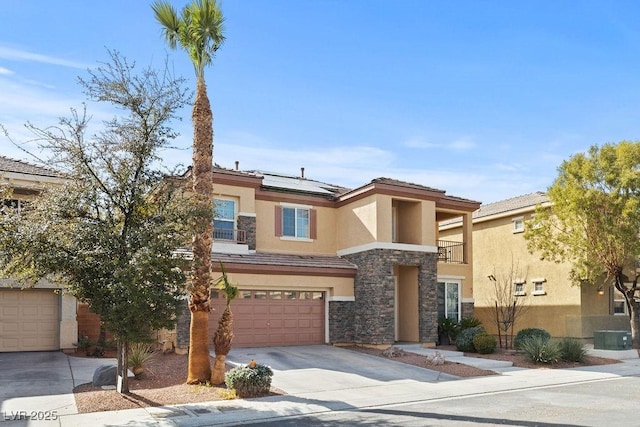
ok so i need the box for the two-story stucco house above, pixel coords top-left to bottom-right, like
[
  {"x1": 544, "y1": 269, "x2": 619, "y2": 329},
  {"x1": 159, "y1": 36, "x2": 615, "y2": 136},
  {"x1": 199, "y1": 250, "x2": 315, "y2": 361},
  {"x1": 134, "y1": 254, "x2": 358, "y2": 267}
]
[
  {"x1": 0, "y1": 156, "x2": 77, "y2": 352},
  {"x1": 175, "y1": 166, "x2": 480, "y2": 350},
  {"x1": 440, "y1": 192, "x2": 630, "y2": 340}
]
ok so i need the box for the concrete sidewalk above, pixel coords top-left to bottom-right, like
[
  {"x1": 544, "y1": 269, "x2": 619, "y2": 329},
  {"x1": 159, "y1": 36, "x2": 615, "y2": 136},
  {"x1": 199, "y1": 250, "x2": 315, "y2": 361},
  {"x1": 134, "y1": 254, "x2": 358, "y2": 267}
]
[{"x1": 50, "y1": 345, "x2": 640, "y2": 427}]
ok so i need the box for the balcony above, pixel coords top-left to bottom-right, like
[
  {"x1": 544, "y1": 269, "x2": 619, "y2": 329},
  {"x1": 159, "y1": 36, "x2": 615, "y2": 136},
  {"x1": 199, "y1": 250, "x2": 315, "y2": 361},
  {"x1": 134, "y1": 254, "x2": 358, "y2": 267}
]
[
  {"x1": 213, "y1": 228, "x2": 246, "y2": 244},
  {"x1": 437, "y1": 240, "x2": 464, "y2": 264}
]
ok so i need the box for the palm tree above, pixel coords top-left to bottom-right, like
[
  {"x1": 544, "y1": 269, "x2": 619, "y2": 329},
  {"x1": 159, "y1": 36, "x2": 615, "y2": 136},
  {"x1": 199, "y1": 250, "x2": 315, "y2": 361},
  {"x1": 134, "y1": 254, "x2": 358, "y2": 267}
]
[
  {"x1": 152, "y1": 0, "x2": 225, "y2": 384},
  {"x1": 211, "y1": 262, "x2": 238, "y2": 384}
]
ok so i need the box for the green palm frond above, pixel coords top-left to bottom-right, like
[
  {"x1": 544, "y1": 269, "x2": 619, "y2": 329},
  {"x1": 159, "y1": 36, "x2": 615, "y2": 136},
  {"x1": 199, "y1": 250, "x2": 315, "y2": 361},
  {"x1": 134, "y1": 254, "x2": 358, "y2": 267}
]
[
  {"x1": 214, "y1": 262, "x2": 238, "y2": 308},
  {"x1": 152, "y1": 0, "x2": 225, "y2": 79}
]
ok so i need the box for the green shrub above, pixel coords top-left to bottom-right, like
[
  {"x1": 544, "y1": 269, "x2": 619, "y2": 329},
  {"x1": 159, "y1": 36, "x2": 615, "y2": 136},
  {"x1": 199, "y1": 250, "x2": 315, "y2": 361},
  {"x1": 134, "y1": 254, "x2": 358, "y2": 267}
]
[
  {"x1": 225, "y1": 362, "x2": 274, "y2": 398},
  {"x1": 438, "y1": 316, "x2": 461, "y2": 343},
  {"x1": 128, "y1": 342, "x2": 156, "y2": 377},
  {"x1": 521, "y1": 336, "x2": 561, "y2": 364},
  {"x1": 459, "y1": 317, "x2": 483, "y2": 330},
  {"x1": 514, "y1": 328, "x2": 551, "y2": 350},
  {"x1": 456, "y1": 326, "x2": 485, "y2": 352},
  {"x1": 559, "y1": 337, "x2": 587, "y2": 363},
  {"x1": 473, "y1": 333, "x2": 497, "y2": 354}
]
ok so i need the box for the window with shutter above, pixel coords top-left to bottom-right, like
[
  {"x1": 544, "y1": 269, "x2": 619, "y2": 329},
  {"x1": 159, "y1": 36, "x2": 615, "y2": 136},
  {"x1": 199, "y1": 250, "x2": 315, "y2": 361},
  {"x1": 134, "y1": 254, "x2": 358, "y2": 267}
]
[{"x1": 276, "y1": 204, "x2": 316, "y2": 240}]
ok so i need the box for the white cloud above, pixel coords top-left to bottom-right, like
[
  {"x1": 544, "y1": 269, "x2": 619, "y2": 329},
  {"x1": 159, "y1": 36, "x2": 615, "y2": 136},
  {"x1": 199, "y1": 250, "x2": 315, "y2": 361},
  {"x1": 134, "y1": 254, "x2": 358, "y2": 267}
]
[
  {"x1": 0, "y1": 45, "x2": 90, "y2": 69},
  {"x1": 0, "y1": 67, "x2": 13, "y2": 75},
  {"x1": 402, "y1": 136, "x2": 476, "y2": 152}
]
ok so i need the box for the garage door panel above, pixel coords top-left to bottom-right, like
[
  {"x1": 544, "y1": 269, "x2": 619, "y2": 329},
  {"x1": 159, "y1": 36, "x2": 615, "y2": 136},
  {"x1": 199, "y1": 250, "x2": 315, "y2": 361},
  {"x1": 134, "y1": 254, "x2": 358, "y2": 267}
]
[
  {"x1": 283, "y1": 306, "x2": 298, "y2": 315},
  {"x1": 209, "y1": 289, "x2": 324, "y2": 348},
  {"x1": 269, "y1": 319, "x2": 283, "y2": 328},
  {"x1": 283, "y1": 319, "x2": 297, "y2": 328},
  {"x1": 269, "y1": 306, "x2": 284, "y2": 315},
  {"x1": 0, "y1": 290, "x2": 59, "y2": 352},
  {"x1": 252, "y1": 306, "x2": 268, "y2": 315}
]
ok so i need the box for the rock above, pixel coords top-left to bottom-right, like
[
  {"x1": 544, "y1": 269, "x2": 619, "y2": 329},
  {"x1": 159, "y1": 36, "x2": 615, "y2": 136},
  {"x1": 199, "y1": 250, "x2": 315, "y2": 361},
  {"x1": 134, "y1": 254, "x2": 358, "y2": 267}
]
[
  {"x1": 92, "y1": 365, "x2": 117, "y2": 386},
  {"x1": 426, "y1": 351, "x2": 445, "y2": 366},
  {"x1": 382, "y1": 346, "x2": 405, "y2": 358}
]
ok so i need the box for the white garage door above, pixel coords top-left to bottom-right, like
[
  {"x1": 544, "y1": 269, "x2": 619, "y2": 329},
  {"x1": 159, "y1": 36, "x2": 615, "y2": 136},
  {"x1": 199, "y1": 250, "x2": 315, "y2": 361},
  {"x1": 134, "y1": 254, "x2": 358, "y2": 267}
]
[
  {"x1": 210, "y1": 290, "x2": 325, "y2": 348},
  {"x1": 0, "y1": 289, "x2": 59, "y2": 352}
]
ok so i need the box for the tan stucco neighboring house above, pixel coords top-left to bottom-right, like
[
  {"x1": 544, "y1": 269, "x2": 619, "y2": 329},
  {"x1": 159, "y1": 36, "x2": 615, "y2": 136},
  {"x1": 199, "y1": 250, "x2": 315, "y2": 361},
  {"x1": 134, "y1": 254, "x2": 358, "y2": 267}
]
[
  {"x1": 0, "y1": 156, "x2": 77, "y2": 352},
  {"x1": 440, "y1": 191, "x2": 630, "y2": 340},
  {"x1": 177, "y1": 166, "x2": 480, "y2": 350}
]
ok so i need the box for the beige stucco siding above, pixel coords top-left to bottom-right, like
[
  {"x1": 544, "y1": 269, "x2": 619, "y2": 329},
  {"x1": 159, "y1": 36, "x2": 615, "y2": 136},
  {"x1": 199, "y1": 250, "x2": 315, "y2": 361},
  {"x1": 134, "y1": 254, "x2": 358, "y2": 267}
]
[
  {"x1": 212, "y1": 183, "x2": 256, "y2": 214},
  {"x1": 221, "y1": 272, "x2": 354, "y2": 297},
  {"x1": 444, "y1": 208, "x2": 612, "y2": 338},
  {"x1": 336, "y1": 195, "x2": 379, "y2": 250},
  {"x1": 255, "y1": 200, "x2": 337, "y2": 255}
]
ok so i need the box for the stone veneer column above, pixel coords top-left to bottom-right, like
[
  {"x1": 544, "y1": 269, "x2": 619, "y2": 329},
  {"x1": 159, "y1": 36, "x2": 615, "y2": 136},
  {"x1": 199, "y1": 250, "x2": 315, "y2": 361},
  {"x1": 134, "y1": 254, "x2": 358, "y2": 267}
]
[
  {"x1": 461, "y1": 301, "x2": 475, "y2": 320},
  {"x1": 237, "y1": 214, "x2": 256, "y2": 250},
  {"x1": 328, "y1": 300, "x2": 356, "y2": 343},
  {"x1": 341, "y1": 249, "x2": 438, "y2": 346}
]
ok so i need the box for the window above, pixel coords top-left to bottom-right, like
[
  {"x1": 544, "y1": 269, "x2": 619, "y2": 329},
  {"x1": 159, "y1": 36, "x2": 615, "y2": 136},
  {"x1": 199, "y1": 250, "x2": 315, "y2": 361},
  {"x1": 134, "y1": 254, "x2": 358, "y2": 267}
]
[
  {"x1": 532, "y1": 278, "x2": 546, "y2": 296},
  {"x1": 438, "y1": 281, "x2": 460, "y2": 321},
  {"x1": 514, "y1": 280, "x2": 526, "y2": 296},
  {"x1": 213, "y1": 199, "x2": 236, "y2": 240},
  {"x1": 283, "y1": 207, "x2": 309, "y2": 238},
  {"x1": 1, "y1": 199, "x2": 28, "y2": 215},
  {"x1": 613, "y1": 288, "x2": 628, "y2": 316},
  {"x1": 513, "y1": 217, "x2": 524, "y2": 233},
  {"x1": 275, "y1": 205, "x2": 317, "y2": 240}
]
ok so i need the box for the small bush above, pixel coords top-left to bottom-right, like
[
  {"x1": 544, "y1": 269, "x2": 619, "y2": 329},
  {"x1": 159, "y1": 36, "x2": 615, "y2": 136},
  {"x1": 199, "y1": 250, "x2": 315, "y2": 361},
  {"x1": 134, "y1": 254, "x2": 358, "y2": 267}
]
[
  {"x1": 473, "y1": 333, "x2": 497, "y2": 354},
  {"x1": 459, "y1": 317, "x2": 483, "y2": 330},
  {"x1": 128, "y1": 343, "x2": 156, "y2": 377},
  {"x1": 438, "y1": 316, "x2": 461, "y2": 342},
  {"x1": 514, "y1": 328, "x2": 551, "y2": 350},
  {"x1": 559, "y1": 337, "x2": 587, "y2": 363},
  {"x1": 521, "y1": 336, "x2": 561, "y2": 364},
  {"x1": 456, "y1": 326, "x2": 485, "y2": 352},
  {"x1": 225, "y1": 362, "x2": 273, "y2": 398}
]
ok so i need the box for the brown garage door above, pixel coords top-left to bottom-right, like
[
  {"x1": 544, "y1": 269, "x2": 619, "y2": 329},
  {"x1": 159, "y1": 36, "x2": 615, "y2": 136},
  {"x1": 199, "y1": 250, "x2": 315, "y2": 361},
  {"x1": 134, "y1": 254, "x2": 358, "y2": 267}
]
[
  {"x1": 0, "y1": 289, "x2": 59, "y2": 351},
  {"x1": 210, "y1": 290, "x2": 324, "y2": 348}
]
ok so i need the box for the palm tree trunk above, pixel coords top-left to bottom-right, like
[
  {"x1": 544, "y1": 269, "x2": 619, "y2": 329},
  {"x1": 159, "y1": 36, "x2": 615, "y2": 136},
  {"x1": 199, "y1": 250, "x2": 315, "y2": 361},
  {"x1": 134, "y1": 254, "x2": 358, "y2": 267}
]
[
  {"x1": 211, "y1": 306, "x2": 233, "y2": 384},
  {"x1": 187, "y1": 77, "x2": 214, "y2": 384}
]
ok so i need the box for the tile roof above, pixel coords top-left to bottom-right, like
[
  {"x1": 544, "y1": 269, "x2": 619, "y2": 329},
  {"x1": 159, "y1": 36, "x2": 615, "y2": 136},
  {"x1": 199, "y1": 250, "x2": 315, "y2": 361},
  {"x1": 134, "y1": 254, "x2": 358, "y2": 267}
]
[
  {"x1": 371, "y1": 177, "x2": 446, "y2": 194},
  {"x1": 0, "y1": 156, "x2": 62, "y2": 178},
  {"x1": 474, "y1": 191, "x2": 549, "y2": 219}
]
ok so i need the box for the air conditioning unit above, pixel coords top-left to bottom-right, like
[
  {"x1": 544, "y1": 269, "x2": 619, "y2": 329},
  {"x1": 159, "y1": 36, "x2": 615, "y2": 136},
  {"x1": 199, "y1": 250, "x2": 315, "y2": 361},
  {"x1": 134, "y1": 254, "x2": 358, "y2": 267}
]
[{"x1": 593, "y1": 330, "x2": 632, "y2": 350}]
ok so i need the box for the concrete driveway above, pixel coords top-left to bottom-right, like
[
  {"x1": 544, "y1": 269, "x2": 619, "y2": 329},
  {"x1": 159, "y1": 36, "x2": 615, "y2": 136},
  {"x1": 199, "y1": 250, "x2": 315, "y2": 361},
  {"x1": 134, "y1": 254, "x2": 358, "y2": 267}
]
[
  {"x1": 226, "y1": 345, "x2": 457, "y2": 396},
  {"x1": 0, "y1": 351, "x2": 113, "y2": 421}
]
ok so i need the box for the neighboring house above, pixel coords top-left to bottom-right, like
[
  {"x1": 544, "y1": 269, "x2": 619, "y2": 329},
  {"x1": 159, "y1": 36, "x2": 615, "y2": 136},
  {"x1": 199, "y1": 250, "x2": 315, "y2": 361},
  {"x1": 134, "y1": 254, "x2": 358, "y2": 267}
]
[
  {"x1": 440, "y1": 192, "x2": 630, "y2": 340},
  {"x1": 177, "y1": 166, "x2": 480, "y2": 349},
  {"x1": 0, "y1": 156, "x2": 77, "y2": 352}
]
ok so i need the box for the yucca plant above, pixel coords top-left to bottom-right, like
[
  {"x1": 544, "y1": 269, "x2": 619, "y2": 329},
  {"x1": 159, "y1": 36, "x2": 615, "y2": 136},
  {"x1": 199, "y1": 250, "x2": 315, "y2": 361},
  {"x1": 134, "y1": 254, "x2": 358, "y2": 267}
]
[
  {"x1": 520, "y1": 336, "x2": 561, "y2": 364},
  {"x1": 128, "y1": 342, "x2": 156, "y2": 378}
]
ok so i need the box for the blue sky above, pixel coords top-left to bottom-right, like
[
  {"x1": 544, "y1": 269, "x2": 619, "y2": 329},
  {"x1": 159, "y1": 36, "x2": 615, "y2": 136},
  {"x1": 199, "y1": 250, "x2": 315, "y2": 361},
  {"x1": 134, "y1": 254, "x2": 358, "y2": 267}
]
[{"x1": 2, "y1": 1, "x2": 640, "y2": 204}]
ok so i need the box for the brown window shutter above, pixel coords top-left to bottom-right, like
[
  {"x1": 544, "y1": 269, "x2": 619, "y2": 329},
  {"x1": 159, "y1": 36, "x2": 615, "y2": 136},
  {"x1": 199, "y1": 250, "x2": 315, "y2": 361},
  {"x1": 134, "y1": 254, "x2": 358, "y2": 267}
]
[
  {"x1": 310, "y1": 208, "x2": 317, "y2": 239},
  {"x1": 275, "y1": 206, "x2": 283, "y2": 236}
]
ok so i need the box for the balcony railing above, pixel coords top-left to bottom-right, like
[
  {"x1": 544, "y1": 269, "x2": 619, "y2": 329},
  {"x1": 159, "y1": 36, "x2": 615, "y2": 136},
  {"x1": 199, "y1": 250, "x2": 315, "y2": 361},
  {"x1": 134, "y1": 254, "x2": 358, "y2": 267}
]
[
  {"x1": 213, "y1": 228, "x2": 246, "y2": 244},
  {"x1": 437, "y1": 240, "x2": 464, "y2": 264}
]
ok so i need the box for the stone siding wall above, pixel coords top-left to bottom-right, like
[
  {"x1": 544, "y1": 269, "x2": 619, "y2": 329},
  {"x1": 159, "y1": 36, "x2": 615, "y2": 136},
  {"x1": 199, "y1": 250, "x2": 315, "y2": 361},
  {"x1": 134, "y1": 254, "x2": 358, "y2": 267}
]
[
  {"x1": 237, "y1": 215, "x2": 256, "y2": 250},
  {"x1": 461, "y1": 301, "x2": 475, "y2": 320},
  {"x1": 328, "y1": 300, "x2": 356, "y2": 343},
  {"x1": 342, "y1": 249, "x2": 438, "y2": 346}
]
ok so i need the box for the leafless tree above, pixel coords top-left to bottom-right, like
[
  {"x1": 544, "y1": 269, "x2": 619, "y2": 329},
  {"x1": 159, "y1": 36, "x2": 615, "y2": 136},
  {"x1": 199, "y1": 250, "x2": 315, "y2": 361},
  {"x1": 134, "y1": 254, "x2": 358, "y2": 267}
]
[{"x1": 487, "y1": 259, "x2": 530, "y2": 349}]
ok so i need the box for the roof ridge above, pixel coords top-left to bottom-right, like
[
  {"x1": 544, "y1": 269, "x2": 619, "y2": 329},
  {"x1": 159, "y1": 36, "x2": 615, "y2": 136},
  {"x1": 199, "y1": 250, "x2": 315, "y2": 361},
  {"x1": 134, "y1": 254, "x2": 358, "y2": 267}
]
[{"x1": 0, "y1": 156, "x2": 63, "y2": 178}]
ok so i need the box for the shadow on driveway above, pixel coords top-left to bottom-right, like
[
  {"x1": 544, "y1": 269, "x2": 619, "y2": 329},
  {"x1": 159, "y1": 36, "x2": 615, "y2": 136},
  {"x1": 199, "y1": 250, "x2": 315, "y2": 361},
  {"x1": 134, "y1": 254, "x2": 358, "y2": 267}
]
[{"x1": 226, "y1": 345, "x2": 457, "y2": 395}]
